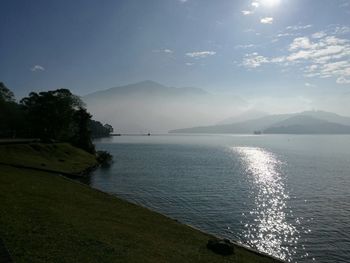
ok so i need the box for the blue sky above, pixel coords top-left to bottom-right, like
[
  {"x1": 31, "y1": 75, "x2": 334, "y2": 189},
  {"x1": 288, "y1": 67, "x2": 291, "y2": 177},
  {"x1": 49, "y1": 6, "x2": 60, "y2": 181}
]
[{"x1": 1, "y1": 0, "x2": 350, "y2": 113}]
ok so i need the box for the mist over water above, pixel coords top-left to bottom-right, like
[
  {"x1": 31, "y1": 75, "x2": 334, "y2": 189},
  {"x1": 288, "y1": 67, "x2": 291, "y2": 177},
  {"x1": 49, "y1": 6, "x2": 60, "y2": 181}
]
[
  {"x1": 88, "y1": 134, "x2": 350, "y2": 263},
  {"x1": 84, "y1": 81, "x2": 350, "y2": 134}
]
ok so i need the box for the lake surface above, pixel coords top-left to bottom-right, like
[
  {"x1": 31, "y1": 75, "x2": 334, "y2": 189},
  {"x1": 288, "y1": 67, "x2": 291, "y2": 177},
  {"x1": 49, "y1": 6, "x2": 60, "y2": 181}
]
[{"x1": 89, "y1": 135, "x2": 350, "y2": 263}]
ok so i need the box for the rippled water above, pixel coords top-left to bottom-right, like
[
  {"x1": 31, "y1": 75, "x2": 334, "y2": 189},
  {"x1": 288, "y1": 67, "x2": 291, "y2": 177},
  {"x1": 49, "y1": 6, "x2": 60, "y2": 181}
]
[
  {"x1": 234, "y1": 147, "x2": 299, "y2": 261},
  {"x1": 88, "y1": 135, "x2": 350, "y2": 263}
]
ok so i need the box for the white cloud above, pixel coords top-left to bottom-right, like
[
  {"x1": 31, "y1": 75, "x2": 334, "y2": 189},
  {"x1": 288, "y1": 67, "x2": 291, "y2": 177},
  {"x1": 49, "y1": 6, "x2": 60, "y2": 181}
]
[
  {"x1": 252, "y1": 2, "x2": 260, "y2": 8},
  {"x1": 333, "y1": 26, "x2": 350, "y2": 35},
  {"x1": 289, "y1": 37, "x2": 316, "y2": 50},
  {"x1": 260, "y1": 17, "x2": 273, "y2": 24},
  {"x1": 287, "y1": 44, "x2": 345, "y2": 62},
  {"x1": 153, "y1": 48, "x2": 174, "y2": 54},
  {"x1": 235, "y1": 44, "x2": 256, "y2": 49},
  {"x1": 185, "y1": 51, "x2": 216, "y2": 58},
  {"x1": 241, "y1": 1, "x2": 260, "y2": 16},
  {"x1": 305, "y1": 82, "x2": 316, "y2": 87},
  {"x1": 243, "y1": 53, "x2": 269, "y2": 68},
  {"x1": 336, "y1": 76, "x2": 350, "y2": 84},
  {"x1": 242, "y1": 10, "x2": 253, "y2": 15},
  {"x1": 241, "y1": 29, "x2": 350, "y2": 84},
  {"x1": 286, "y1": 24, "x2": 312, "y2": 31},
  {"x1": 179, "y1": 0, "x2": 188, "y2": 2},
  {"x1": 306, "y1": 64, "x2": 319, "y2": 72},
  {"x1": 312, "y1": 31, "x2": 327, "y2": 39},
  {"x1": 277, "y1": 33, "x2": 293, "y2": 38},
  {"x1": 185, "y1": 62, "x2": 194, "y2": 66},
  {"x1": 31, "y1": 65, "x2": 45, "y2": 72}
]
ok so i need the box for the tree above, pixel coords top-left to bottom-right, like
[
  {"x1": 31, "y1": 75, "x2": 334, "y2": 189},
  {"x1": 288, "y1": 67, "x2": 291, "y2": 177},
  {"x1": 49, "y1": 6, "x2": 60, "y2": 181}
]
[
  {"x1": 0, "y1": 84, "x2": 107, "y2": 154},
  {"x1": 104, "y1": 124, "x2": 114, "y2": 134},
  {"x1": 0, "y1": 82, "x2": 15, "y2": 102},
  {"x1": 20, "y1": 88, "x2": 96, "y2": 152},
  {"x1": 0, "y1": 83, "x2": 24, "y2": 138},
  {"x1": 20, "y1": 89, "x2": 83, "y2": 141},
  {"x1": 71, "y1": 108, "x2": 95, "y2": 153},
  {"x1": 89, "y1": 120, "x2": 113, "y2": 138}
]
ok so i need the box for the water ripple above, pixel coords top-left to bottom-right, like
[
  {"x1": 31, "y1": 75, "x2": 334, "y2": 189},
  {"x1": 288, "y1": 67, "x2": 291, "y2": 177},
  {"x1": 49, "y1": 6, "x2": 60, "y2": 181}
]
[{"x1": 233, "y1": 147, "x2": 300, "y2": 262}]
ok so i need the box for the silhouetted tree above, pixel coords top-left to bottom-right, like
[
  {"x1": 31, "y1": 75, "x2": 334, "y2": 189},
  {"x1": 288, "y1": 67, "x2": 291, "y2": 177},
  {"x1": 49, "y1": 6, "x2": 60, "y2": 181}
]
[
  {"x1": 0, "y1": 82, "x2": 15, "y2": 102},
  {"x1": 20, "y1": 89, "x2": 96, "y2": 152},
  {"x1": 89, "y1": 120, "x2": 114, "y2": 138},
  {"x1": 20, "y1": 89, "x2": 83, "y2": 141},
  {"x1": 104, "y1": 124, "x2": 114, "y2": 134},
  {"x1": 0, "y1": 83, "x2": 24, "y2": 137},
  {"x1": 0, "y1": 84, "x2": 111, "y2": 154},
  {"x1": 71, "y1": 108, "x2": 95, "y2": 153}
]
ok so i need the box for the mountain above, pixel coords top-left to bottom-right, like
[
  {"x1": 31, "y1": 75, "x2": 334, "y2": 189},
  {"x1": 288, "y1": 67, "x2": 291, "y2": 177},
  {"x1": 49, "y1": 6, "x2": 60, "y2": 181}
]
[
  {"x1": 294, "y1": 110, "x2": 350, "y2": 126},
  {"x1": 169, "y1": 113, "x2": 293, "y2": 134},
  {"x1": 216, "y1": 110, "x2": 268, "y2": 125},
  {"x1": 264, "y1": 115, "x2": 350, "y2": 134},
  {"x1": 169, "y1": 111, "x2": 350, "y2": 134},
  {"x1": 84, "y1": 80, "x2": 207, "y2": 99},
  {"x1": 83, "y1": 81, "x2": 245, "y2": 133}
]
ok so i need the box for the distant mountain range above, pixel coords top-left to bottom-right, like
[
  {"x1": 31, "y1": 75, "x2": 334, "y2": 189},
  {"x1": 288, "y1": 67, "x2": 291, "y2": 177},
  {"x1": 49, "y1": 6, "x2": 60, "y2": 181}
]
[
  {"x1": 216, "y1": 110, "x2": 268, "y2": 125},
  {"x1": 169, "y1": 111, "x2": 350, "y2": 134},
  {"x1": 83, "y1": 80, "x2": 244, "y2": 133},
  {"x1": 84, "y1": 80, "x2": 350, "y2": 134},
  {"x1": 84, "y1": 80, "x2": 207, "y2": 100}
]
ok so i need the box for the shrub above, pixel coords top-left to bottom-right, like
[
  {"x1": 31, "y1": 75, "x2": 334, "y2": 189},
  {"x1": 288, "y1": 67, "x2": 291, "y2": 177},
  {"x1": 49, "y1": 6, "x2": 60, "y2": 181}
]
[{"x1": 96, "y1": 151, "x2": 113, "y2": 167}]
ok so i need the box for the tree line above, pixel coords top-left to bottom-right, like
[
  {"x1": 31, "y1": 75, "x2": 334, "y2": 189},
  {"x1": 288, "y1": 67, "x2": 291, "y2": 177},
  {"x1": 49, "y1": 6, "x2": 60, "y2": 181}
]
[{"x1": 0, "y1": 82, "x2": 113, "y2": 153}]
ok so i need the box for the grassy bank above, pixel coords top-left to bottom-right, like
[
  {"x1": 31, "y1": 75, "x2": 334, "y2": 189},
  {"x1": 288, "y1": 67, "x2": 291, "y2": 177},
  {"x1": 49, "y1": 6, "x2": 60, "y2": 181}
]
[
  {"x1": 0, "y1": 143, "x2": 97, "y2": 174},
  {"x1": 0, "y1": 143, "x2": 283, "y2": 263}
]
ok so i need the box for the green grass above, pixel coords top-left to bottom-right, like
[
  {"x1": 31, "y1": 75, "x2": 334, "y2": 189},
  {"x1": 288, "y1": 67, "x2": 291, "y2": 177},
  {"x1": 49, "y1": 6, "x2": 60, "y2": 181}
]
[
  {"x1": 0, "y1": 143, "x2": 97, "y2": 174},
  {"x1": 0, "y1": 144, "x2": 283, "y2": 263}
]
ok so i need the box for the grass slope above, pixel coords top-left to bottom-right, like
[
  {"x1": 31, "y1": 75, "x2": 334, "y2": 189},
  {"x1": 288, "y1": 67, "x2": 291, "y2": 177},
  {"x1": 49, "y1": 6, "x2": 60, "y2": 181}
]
[
  {"x1": 0, "y1": 144, "x2": 283, "y2": 263},
  {"x1": 0, "y1": 143, "x2": 97, "y2": 174}
]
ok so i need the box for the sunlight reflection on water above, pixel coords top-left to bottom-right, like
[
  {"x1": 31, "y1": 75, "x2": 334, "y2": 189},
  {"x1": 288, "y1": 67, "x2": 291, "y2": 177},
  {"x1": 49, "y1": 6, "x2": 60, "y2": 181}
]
[{"x1": 233, "y1": 147, "x2": 300, "y2": 262}]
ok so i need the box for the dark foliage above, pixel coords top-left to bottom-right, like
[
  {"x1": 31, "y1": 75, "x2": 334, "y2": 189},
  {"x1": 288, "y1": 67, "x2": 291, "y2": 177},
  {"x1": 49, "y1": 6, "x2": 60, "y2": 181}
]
[
  {"x1": 0, "y1": 83, "x2": 114, "y2": 154},
  {"x1": 0, "y1": 83, "x2": 25, "y2": 137},
  {"x1": 20, "y1": 89, "x2": 83, "y2": 141},
  {"x1": 90, "y1": 120, "x2": 114, "y2": 138},
  {"x1": 71, "y1": 108, "x2": 95, "y2": 153},
  {"x1": 96, "y1": 150, "x2": 113, "y2": 167},
  {"x1": 0, "y1": 82, "x2": 15, "y2": 102}
]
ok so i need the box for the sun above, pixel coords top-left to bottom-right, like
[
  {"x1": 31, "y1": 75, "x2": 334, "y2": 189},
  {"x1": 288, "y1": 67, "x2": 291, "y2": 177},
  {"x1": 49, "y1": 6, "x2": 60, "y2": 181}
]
[{"x1": 261, "y1": 0, "x2": 281, "y2": 7}]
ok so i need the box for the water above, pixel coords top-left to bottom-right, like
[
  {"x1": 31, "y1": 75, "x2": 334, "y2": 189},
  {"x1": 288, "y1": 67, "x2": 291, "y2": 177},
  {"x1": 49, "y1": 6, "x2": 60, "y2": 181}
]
[{"x1": 88, "y1": 135, "x2": 350, "y2": 263}]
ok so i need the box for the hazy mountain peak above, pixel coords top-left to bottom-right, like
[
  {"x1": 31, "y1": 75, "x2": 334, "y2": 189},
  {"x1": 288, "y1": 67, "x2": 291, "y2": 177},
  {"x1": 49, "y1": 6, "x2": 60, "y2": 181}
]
[
  {"x1": 128, "y1": 80, "x2": 166, "y2": 89},
  {"x1": 83, "y1": 81, "x2": 222, "y2": 133},
  {"x1": 217, "y1": 109, "x2": 269, "y2": 125},
  {"x1": 84, "y1": 80, "x2": 208, "y2": 99}
]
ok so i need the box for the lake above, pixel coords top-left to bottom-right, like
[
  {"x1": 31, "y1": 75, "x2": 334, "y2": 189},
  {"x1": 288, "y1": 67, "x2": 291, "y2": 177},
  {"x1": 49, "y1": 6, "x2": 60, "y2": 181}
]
[{"x1": 88, "y1": 134, "x2": 350, "y2": 263}]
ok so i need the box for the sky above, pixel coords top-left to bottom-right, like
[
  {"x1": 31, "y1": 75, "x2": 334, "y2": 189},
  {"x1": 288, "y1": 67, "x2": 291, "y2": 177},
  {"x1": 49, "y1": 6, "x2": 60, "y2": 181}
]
[{"x1": 1, "y1": 0, "x2": 350, "y2": 114}]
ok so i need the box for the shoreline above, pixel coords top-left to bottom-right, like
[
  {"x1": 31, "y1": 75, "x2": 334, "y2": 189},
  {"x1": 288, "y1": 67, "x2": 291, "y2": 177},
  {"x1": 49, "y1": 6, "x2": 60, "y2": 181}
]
[
  {"x1": 62, "y1": 172, "x2": 285, "y2": 263},
  {"x1": 0, "y1": 142, "x2": 285, "y2": 262}
]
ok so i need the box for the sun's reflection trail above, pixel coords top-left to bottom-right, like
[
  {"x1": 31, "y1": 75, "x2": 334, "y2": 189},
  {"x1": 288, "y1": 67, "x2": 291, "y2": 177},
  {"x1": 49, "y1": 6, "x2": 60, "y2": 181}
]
[{"x1": 233, "y1": 147, "x2": 299, "y2": 262}]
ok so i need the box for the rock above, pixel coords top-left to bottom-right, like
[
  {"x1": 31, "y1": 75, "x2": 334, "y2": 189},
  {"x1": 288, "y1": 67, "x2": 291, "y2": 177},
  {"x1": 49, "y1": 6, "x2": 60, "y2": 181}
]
[{"x1": 207, "y1": 238, "x2": 234, "y2": 256}]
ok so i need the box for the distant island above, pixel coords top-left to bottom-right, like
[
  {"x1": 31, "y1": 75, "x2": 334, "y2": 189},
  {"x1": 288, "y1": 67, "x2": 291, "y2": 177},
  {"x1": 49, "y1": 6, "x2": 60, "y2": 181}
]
[{"x1": 169, "y1": 111, "x2": 350, "y2": 134}]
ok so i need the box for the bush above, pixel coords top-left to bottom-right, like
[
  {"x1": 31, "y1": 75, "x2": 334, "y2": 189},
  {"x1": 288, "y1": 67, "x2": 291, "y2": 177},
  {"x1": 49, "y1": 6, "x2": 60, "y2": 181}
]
[{"x1": 96, "y1": 151, "x2": 113, "y2": 167}]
